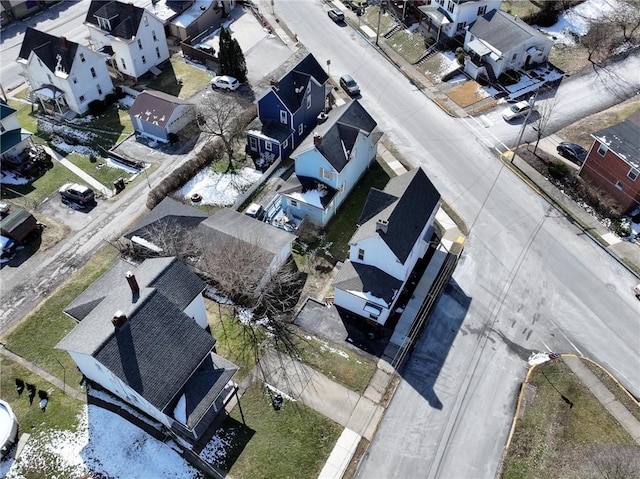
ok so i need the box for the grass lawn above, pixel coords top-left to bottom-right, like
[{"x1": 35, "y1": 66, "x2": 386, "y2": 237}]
[
  {"x1": 0, "y1": 360, "x2": 84, "y2": 436},
  {"x1": 362, "y1": 6, "x2": 396, "y2": 36},
  {"x1": 64, "y1": 152, "x2": 135, "y2": 188},
  {"x1": 2, "y1": 246, "x2": 120, "y2": 388},
  {"x1": 500, "y1": 1, "x2": 540, "y2": 19},
  {"x1": 8, "y1": 99, "x2": 38, "y2": 133},
  {"x1": 146, "y1": 57, "x2": 212, "y2": 99},
  {"x1": 500, "y1": 359, "x2": 640, "y2": 478},
  {"x1": 387, "y1": 30, "x2": 427, "y2": 64},
  {"x1": 215, "y1": 380, "x2": 342, "y2": 478}
]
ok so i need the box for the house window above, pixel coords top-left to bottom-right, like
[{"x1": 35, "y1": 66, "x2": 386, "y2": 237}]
[
  {"x1": 249, "y1": 136, "x2": 258, "y2": 151},
  {"x1": 447, "y1": 1, "x2": 454, "y2": 13},
  {"x1": 280, "y1": 110, "x2": 287, "y2": 123},
  {"x1": 79, "y1": 95, "x2": 85, "y2": 102},
  {"x1": 320, "y1": 168, "x2": 333, "y2": 180},
  {"x1": 628, "y1": 168, "x2": 639, "y2": 181},
  {"x1": 47, "y1": 73, "x2": 52, "y2": 82},
  {"x1": 307, "y1": 94, "x2": 312, "y2": 109},
  {"x1": 97, "y1": 84, "x2": 102, "y2": 95},
  {"x1": 79, "y1": 53, "x2": 85, "y2": 63},
  {"x1": 152, "y1": 30, "x2": 157, "y2": 41},
  {"x1": 298, "y1": 124, "x2": 303, "y2": 135},
  {"x1": 142, "y1": 55, "x2": 147, "y2": 64},
  {"x1": 72, "y1": 76, "x2": 78, "y2": 84},
  {"x1": 511, "y1": 53, "x2": 517, "y2": 61},
  {"x1": 137, "y1": 39, "x2": 143, "y2": 50},
  {"x1": 358, "y1": 248, "x2": 365, "y2": 260},
  {"x1": 477, "y1": 5, "x2": 487, "y2": 15},
  {"x1": 363, "y1": 302, "x2": 382, "y2": 317},
  {"x1": 456, "y1": 21, "x2": 466, "y2": 31},
  {"x1": 597, "y1": 143, "x2": 608, "y2": 156},
  {"x1": 282, "y1": 139, "x2": 288, "y2": 149},
  {"x1": 615, "y1": 181, "x2": 623, "y2": 190},
  {"x1": 156, "y1": 47, "x2": 160, "y2": 58},
  {"x1": 265, "y1": 141, "x2": 272, "y2": 151},
  {"x1": 121, "y1": 58, "x2": 127, "y2": 70},
  {"x1": 144, "y1": 16, "x2": 149, "y2": 27},
  {"x1": 90, "y1": 67, "x2": 96, "y2": 78},
  {"x1": 290, "y1": 199, "x2": 298, "y2": 207}
]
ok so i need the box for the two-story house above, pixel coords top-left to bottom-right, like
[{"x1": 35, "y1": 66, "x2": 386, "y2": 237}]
[
  {"x1": 1, "y1": 99, "x2": 32, "y2": 162},
  {"x1": 85, "y1": 0, "x2": 170, "y2": 82},
  {"x1": 333, "y1": 168, "x2": 441, "y2": 325},
  {"x1": 418, "y1": 0, "x2": 503, "y2": 41},
  {"x1": 17, "y1": 27, "x2": 113, "y2": 117},
  {"x1": 246, "y1": 53, "x2": 329, "y2": 169},
  {"x1": 463, "y1": 9, "x2": 553, "y2": 81},
  {"x1": 579, "y1": 112, "x2": 640, "y2": 212},
  {"x1": 278, "y1": 100, "x2": 382, "y2": 227},
  {"x1": 56, "y1": 257, "x2": 239, "y2": 444}
]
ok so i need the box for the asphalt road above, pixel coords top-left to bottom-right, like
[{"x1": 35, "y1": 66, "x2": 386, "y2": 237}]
[{"x1": 272, "y1": 1, "x2": 640, "y2": 478}]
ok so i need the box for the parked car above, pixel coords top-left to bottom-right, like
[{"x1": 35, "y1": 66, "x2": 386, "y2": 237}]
[
  {"x1": 211, "y1": 75, "x2": 240, "y2": 91},
  {"x1": 0, "y1": 235, "x2": 16, "y2": 264},
  {"x1": 328, "y1": 8, "x2": 345, "y2": 23},
  {"x1": 193, "y1": 43, "x2": 215, "y2": 55},
  {"x1": 502, "y1": 101, "x2": 532, "y2": 121},
  {"x1": 0, "y1": 399, "x2": 18, "y2": 458},
  {"x1": 344, "y1": 0, "x2": 358, "y2": 9},
  {"x1": 556, "y1": 142, "x2": 587, "y2": 165},
  {"x1": 244, "y1": 203, "x2": 265, "y2": 221},
  {"x1": 340, "y1": 74, "x2": 360, "y2": 97},
  {"x1": 59, "y1": 182, "x2": 96, "y2": 207}
]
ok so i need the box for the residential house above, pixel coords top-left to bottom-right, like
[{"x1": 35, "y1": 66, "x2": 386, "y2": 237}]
[
  {"x1": 169, "y1": 0, "x2": 236, "y2": 41},
  {"x1": 56, "y1": 257, "x2": 239, "y2": 444},
  {"x1": 333, "y1": 168, "x2": 441, "y2": 325},
  {"x1": 1, "y1": 0, "x2": 61, "y2": 26},
  {"x1": 0, "y1": 99, "x2": 32, "y2": 162},
  {"x1": 463, "y1": 9, "x2": 553, "y2": 81},
  {"x1": 124, "y1": 197, "x2": 209, "y2": 253},
  {"x1": 246, "y1": 53, "x2": 329, "y2": 168},
  {"x1": 418, "y1": 0, "x2": 503, "y2": 41},
  {"x1": 85, "y1": 0, "x2": 170, "y2": 81},
  {"x1": 17, "y1": 27, "x2": 113, "y2": 117},
  {"x1": 579, "y1": 112, "x2": 640, "y2": 212},
  {"x1": 278, "y1": 100, "x2": 382, "y2": 227},
  {"x1": 129, "y1": 90, "x2": 195, "y2": 142},
  {"x1": 198, "y1": 208, "x2": 296, "y2": 292}
]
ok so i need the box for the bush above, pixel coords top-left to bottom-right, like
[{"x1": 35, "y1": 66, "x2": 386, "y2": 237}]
[
  {"x1": 104, "y1": 93, "x2": 116, "y2": 106},
  {"x1": 114, "y1": 86, "x2": 126, "y2": 100},
  {"x1": 498, "y1": 70, "x2": 521, "y2": 85},
  {"x1": 87, "y1": 99, "x2": 106, "y2": 115},
  {"x1": 548, "y1": 161, "x2": 569, "y2": 179},
  {"x1": 612, "y1": 218, "x2": 632, "y2": 237}
]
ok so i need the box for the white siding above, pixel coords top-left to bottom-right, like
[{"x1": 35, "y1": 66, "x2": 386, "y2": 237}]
[
  {"x1": 184, "y1": 293, "x2": 208, "y2": 329},
  {"x1": 333, "y1": 288, "x2": 391, "y2": 325}
]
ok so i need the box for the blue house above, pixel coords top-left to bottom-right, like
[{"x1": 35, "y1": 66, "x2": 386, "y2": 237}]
[
  {"x1": 246, "y1": 53, "x2": 329, "y2": 169},
  {"x1": 278, "y1": 100, "x2": 382, "y2": 227}
]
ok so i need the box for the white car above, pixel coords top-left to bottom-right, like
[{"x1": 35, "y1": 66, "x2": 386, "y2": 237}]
[
  {"x1": 502, "y1": 101, "x2": 532, "y2": 121},
  {"x1": 211, "y1": 75, "x2": 240, "y2": 91}
]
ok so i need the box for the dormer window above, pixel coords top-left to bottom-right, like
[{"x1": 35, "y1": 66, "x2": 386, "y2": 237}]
[
  {"x1": 280, "y1": 110, "x2": 287, "y2": 123},
  {"x1": 137, "y1": 39, "x2": 143, "y2": 50},
  {"x1": 97, "y1": 18, "x2": 111, "y2": 30},
  {"x1": 478, "y1": 5, "x2": 487, "y2": 16}
]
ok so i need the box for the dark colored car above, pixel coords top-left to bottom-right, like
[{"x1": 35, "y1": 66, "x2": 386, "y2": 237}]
[
  {"x1": 193, "y1": 43, "x2": 215, "y2": 55},
  {"x1": 557, "y1": 142, "x2": 587, "y2": 165},
  {"x1": 344, "y1": 0, "x2": 358, "y2": 9},
  {"x1": 59, "y1": 182, "x2": 96, "y2": 207},
  {"x1": 328, "y1": 8, "x2": 345, "y2": 23},
  {"x1": 340, "y1": 74, "x2": 360, "y2": 97}
]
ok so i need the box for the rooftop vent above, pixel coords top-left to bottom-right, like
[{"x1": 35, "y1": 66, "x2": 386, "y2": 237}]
[{"x1": 112, "y1": 310, "x2": 127, "y2": 329}]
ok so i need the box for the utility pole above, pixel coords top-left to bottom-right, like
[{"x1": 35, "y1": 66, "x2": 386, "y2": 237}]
[
  {"x1": 376, "y1": 3, "x2": 383, "y2": 46},
  {"x1": 511, "y1": 90, "x2": 539, "y2": 163}
]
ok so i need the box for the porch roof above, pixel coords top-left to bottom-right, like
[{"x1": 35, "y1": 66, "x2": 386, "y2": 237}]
[{"x1": 418, "y1": 6, "x2": 452, "y2": 26}]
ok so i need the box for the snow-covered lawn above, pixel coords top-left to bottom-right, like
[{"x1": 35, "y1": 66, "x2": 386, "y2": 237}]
[{"x1": 175, "y1": 166, "x2": 262, "y2": 206}]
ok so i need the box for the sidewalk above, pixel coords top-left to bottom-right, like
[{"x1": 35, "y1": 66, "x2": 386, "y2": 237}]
[{"x1": 42, "y1": 145, "x2": 113, "y2": 198}]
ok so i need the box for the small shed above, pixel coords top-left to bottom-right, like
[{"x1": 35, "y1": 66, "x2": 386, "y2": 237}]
[
  {"x1": 0, "y1": 208, "x2": 38, "y2": 242},
  {"x1": 129, "y1": 90, "x2": 195, "y2": 143}
]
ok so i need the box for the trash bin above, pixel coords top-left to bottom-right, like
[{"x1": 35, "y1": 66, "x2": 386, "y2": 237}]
[{"x1": 113, "y1": 178, "x2": 125, "y2": 194}]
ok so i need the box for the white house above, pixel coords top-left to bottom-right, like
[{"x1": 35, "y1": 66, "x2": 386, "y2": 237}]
[
  {"x1": 333, "y1": 168, "x2": 441, "y2": 325},
  {"x1": 129, "y1": 90, "x2": 195, "y2": 142},
  {"x1": 56, "y1": 257, "x2": 239, "y2": 443},
  {"x1": 278, "y1": 100, "x2": 382, "y2": 227},
  {"x1": 85, "y1": 0, "x2": 170, "y2": 81},
  {"x1": 17, "y1": 27, "x2": 113, "y2": 117},
  {"x1": 463, "y1": 9, "x2": 553, "y2": 81},
  {"x1": 418, "y1": 0, "x2": 503, "y2": 40},
  {"x1": 1, "y1": 99, "x2": 32, "y2": 162}
]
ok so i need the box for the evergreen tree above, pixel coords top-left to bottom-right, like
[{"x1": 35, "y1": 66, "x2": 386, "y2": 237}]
[
  {"x1": 217, "y1": 26, "x2": 247, "y2": 82},
  {"x1": 229, "y1": 37, "x2": 247, "y2": 82}
]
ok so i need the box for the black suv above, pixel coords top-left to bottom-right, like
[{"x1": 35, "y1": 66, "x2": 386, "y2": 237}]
[
  {"x1": 340, "y1": 75, "x2": 360, "y2": 97},
  {"x1": 59, "y1": 182, "x2": 96, "y2": 207}
]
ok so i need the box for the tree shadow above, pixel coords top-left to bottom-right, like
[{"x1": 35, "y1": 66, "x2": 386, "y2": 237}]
[{"x1": 209, "y1": 415, "x2": 256, "y2": 473}]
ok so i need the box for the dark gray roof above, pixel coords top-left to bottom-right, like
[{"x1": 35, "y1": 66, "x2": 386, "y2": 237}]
[
  {"x1": 259, "y1": 120, "x2": 294, "y2": 143},
  {"x1": 125, "y1": 196, "x2": 208, "y2": 241},
  {"x1": 352, "y1": 168, "x2": 440, "y2": 263},
  {"x1": 1, "y1": 100, "x2": 16, "y2": 120},
  {"x1": 333, "y1": 261, "x2": 402, "y2": 305},
  {"x1": 293, "y1": 100, "x2": 378, "y2": 172},
  {"x1": 18, "y1": 27, "x2": 79, "y2": 74},
  {"x1": 469, "y1": 9, "x2": 546, "y2": 53},
  {"x1": 279, "y1": 175, "x2": 338, "y2": 209},
  {"x1": 129, "y1": 90, "x2": 193, "y2": 128},
  {"x1": 272, "y1": 53, "x2": 329, "y2": 113},
  {"x1": 592, "y1": 114, "x2": 640, "y2": 169},
  {"x1": 85, "y1": 0, "x2": 145, "y2": 40}
]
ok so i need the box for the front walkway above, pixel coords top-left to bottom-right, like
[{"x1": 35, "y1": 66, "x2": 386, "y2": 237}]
[{"x1": 42, "y1": 145, "x2": 113, "y2": 198}]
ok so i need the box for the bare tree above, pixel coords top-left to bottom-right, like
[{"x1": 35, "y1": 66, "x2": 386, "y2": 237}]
[
  {"x1": 531, "y1": 94, "x2": 560, "y2": 155},
  {"x1": 589, "y1": 445, "x2": 640, "y2": 479},
  {"x1": 607, "y1": 0, "x2": 640, "y2": 44},
  {"x1": 581, "y1": 21, "x2": 613, "y2": 66},
  {"x1": 196, "y1": 94, "x2": 252, "y2": 172}
]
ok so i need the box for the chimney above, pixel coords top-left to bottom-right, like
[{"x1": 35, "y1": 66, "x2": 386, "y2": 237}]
[
  {"x1": 112, "y1": 310, "x2": 127, "y2": 329},
  {"x1": 60, "y1": 37, "x2": 68, "y2": 48},
  {"x1": 270, "y1": 79, "x2": 279, "y2": 90},
  {"x1": 313, "y1": 133, "x2": 323, "y2": 145},
  {"x1": 129, "y1": 2, "x2": 135, "y2": 12},
  {"x1": 376, "y1": 219, "x2": 389, "y2": 234},
  {"x1": 126, "y1": 271, "x2": 139, "y2": 295}
]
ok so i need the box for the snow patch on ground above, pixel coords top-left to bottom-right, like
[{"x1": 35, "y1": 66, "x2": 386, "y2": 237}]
[
  {"x1": 0, "y1": 171, "x2": 30, "y2": 185},
  {"x1": 175, "y1": 167, "x2": 262, "y2": 206}
]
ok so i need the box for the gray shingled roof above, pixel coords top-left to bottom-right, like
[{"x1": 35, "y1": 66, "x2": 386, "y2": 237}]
[
  {"x1": 124, "y1": 197, "x2": 208, "y2": 241},
  {"x1": 18, "y1": 27, "x2": 79, "y2": 74},
  {"x1": 293, "y1": 100, "x2": 378, "y2": 172},
  {"x1": 333, "y1": 261, "x2": 402, "y2": 305},
  {"x1": 85, "y1": 0, "x2": 145, "y2": 40},
  {"x1": 272, "y1": 53, "x2": 329, "y2": 113},
  {"x1": 351, "y1": 168, "x2": 440, "y2": 263},
  {"x1": 592, "y1": 114, "x2": 640, "y2": 169},
  {"x1": 129, "y1": 90, "x2": 193, "y2": 128},
  {"x1": 469, "y1": 9, "x2": 547, "y2": 54},
  {"x1": 279, "y1": 175, "x2": 338, "y2": 209}
]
